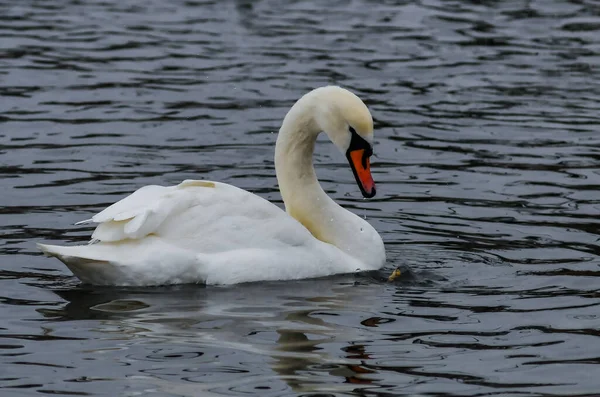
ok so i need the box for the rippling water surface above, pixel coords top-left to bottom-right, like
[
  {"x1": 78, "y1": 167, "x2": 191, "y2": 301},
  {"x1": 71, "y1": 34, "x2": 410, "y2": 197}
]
[{"x1": 2, "y1": 0, "x2": 600, "y2": 395}]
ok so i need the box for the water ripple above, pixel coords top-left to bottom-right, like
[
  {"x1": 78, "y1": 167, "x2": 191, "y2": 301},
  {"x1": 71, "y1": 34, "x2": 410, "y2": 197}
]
[{"x1": 1, "y1": 0, "x2": 600, "y2": 395}]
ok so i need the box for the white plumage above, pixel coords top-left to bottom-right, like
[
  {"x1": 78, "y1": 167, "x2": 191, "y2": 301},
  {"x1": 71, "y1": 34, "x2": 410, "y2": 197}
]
[{"x1": 38, "y1": 86, "x2": 386, "y2": 285}]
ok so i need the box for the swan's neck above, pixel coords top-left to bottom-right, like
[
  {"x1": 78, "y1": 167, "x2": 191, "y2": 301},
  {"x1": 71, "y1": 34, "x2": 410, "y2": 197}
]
[
  {"x1": 274, "y1": 97, "x2": 384, "y2": 267},
  {"x1": 274, "y1": 99, "x2": 327, "y2": 239}
]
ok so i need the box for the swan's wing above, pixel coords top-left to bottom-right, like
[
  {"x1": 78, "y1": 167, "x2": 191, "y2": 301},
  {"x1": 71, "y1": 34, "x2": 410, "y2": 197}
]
[
  {"x1": 89, "y1": 180, "x2": 219, "y2": 242},
  {"x1": 87, "y1": 179, "x2": 312, "y2": 251}
]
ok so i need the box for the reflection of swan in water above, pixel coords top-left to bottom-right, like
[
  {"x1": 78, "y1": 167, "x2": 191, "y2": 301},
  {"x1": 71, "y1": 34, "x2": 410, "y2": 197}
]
[
  {"x1": 49, "y1": 276, "x2": 386, "y2": 393},
  {"x1": 272, "y1": 322, "x2": 377, "y2": 392}
]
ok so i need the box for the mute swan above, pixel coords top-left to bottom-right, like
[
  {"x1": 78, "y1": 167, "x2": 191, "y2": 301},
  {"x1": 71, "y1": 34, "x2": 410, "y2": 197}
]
[{"x1": 38, "y1": 86, "x2": 386, "y2": 285}]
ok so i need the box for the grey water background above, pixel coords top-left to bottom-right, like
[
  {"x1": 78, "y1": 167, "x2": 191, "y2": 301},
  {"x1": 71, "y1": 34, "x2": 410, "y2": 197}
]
[{"x1": 2, "y1": 0, "x2": 600, "y2": 395}]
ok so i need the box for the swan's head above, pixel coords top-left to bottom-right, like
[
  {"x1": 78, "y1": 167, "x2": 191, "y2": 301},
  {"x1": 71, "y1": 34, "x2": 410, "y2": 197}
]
[{"x1": 312, "y1": 86, "x2": 376, "y2": 198}]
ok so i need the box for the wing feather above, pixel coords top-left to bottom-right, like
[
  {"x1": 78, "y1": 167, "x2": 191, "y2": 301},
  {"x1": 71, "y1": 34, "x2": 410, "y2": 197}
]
[
  {"x1": 88, "y1": 181, "x2": 215, "y2": 242},
  {"x1": 92, "y1": 185, "x2": 167, "y2": 223}
]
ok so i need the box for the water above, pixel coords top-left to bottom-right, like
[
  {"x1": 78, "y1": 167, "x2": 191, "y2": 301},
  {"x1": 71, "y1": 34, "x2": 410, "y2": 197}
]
[{"x1": 2, "y1": 0, "x2": 600, "y2": 395}]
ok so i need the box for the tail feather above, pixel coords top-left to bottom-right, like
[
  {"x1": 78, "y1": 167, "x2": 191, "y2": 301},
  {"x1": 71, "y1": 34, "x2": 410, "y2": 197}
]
[
  {"x1": 37, "y1": 239, "x2": 203, "y2": 286},
  {"x1": 38, "y1": 243, "x2": 100, "y2": 261},
  {"x1": 37, "y1": 243, "x2": 71, "y2": 258},
  {"x1": 37, "y1": 243, "x2": 116, "y2": 285}
]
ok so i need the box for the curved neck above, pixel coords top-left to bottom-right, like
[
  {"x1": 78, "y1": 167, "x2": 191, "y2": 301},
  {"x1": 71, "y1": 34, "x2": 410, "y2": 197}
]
[
  {"x1": 274, "y1": 97, "x2": 330, "y2": 241},
  {"x1": 273, "y1": 96, "x2": 385, "y2": 268}
]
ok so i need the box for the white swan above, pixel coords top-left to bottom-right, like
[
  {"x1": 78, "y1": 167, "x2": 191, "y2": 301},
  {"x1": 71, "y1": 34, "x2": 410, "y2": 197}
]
[{"x1": 38, "y1": 86, "x2": 386, "y2": 286}]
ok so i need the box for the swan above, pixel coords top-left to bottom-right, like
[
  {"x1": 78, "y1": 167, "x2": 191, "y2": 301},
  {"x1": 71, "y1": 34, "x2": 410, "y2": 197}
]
[{"x1": 38, "y1": 86, "x2": 386, "y2": 286}]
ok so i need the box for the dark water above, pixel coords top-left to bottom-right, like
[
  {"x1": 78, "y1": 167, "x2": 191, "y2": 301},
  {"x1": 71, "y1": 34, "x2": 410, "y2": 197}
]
[{"x1": 2, "y1": 0, "x2": 600, "y2": 395}]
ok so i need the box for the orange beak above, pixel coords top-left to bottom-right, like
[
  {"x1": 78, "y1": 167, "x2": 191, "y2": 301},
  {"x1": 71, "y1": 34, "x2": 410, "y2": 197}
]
[{"x1": 348, "y1": 148, "x2": 376, "y2": 198}]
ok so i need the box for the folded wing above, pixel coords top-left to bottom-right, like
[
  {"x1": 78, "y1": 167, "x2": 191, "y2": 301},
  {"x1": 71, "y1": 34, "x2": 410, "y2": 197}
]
[{"x1": 89, "y1": 180, "x2": 217, "y2": 242}]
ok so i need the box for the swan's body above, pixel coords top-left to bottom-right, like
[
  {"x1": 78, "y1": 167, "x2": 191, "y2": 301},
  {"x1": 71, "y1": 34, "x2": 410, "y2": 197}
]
[{"x1": 38, "y1": 86, "x2": 386, "y2": 285}]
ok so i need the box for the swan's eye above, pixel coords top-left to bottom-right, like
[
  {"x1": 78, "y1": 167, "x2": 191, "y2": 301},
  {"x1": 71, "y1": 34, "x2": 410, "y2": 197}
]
[{"x1": 349, "y1": 126, "x2": 357, "y2": 135}]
